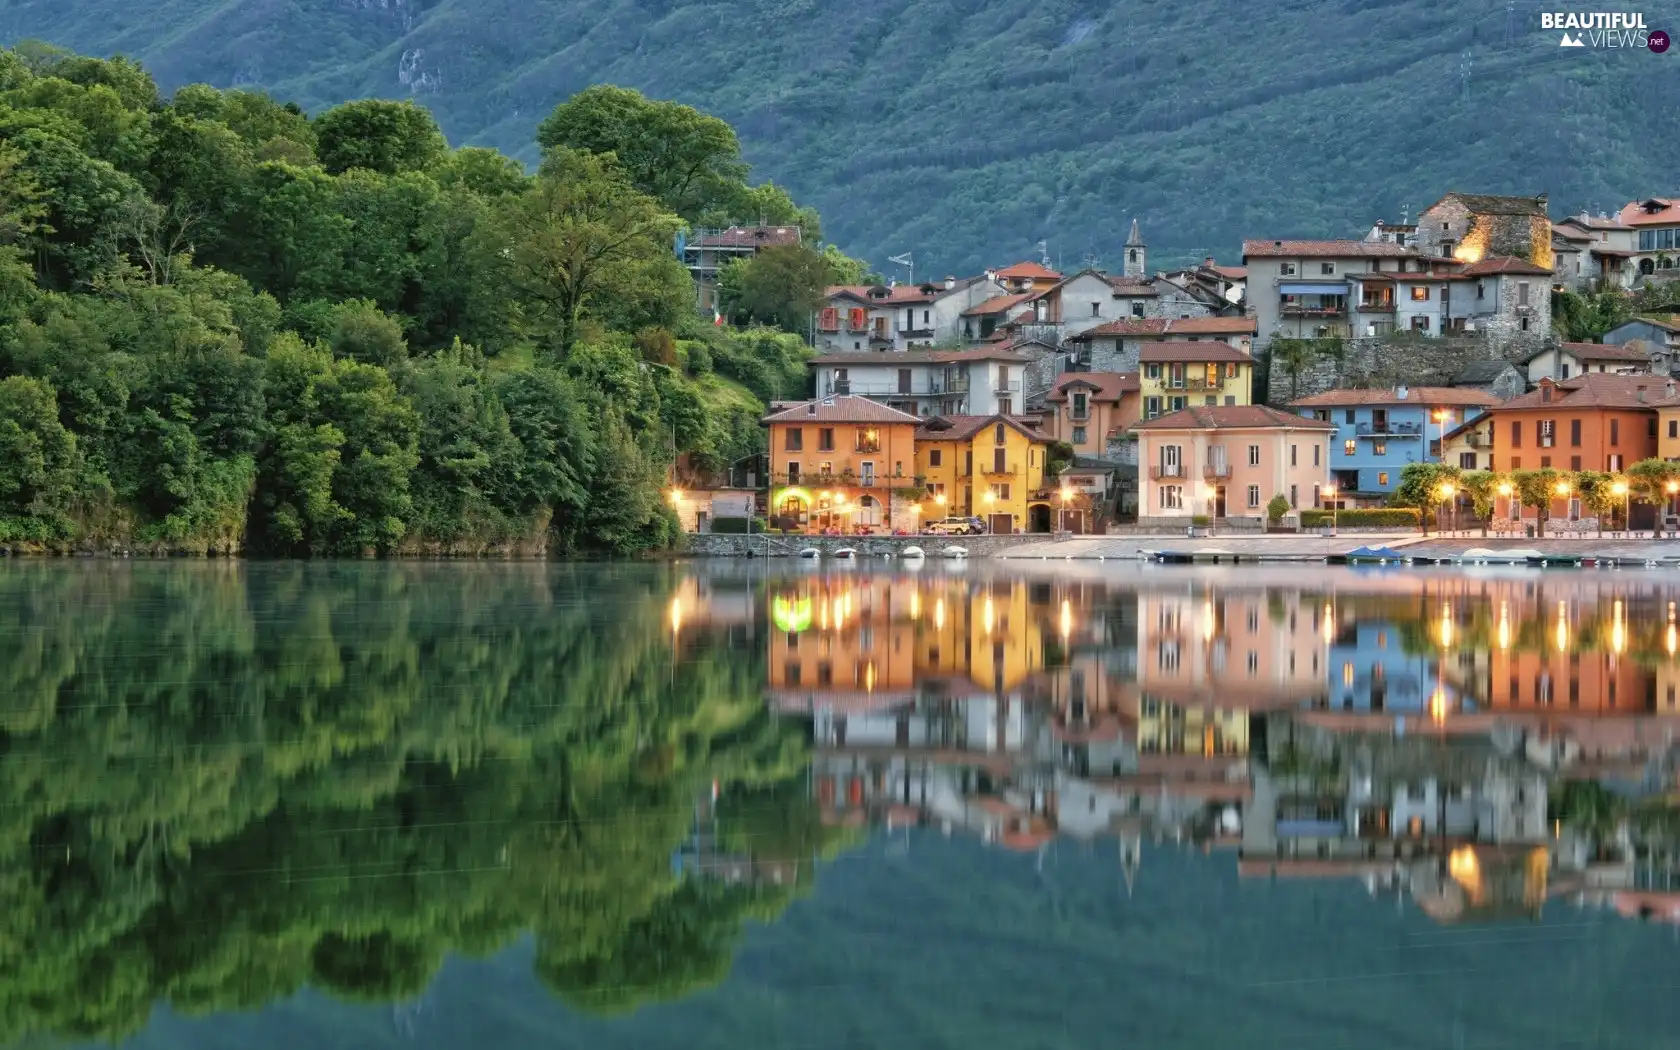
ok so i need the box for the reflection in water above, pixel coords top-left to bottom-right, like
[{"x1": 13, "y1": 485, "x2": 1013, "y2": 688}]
[{"x1": 4, "y1": 562, "x2": 1680, "y2": 1047}]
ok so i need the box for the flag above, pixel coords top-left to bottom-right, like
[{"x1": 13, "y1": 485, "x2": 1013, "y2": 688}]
[{"x1": 713, "y1": 307, "x2": 724, "y2": 326}]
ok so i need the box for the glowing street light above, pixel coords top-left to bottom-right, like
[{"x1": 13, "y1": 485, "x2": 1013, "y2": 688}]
[
  {"x1": 1323, "y1": 484, "x2": 1338, "y2": 534},
  {"x1": 1436, "y1": 481, "x2": 1457, "y2": 535},
  {"x1": 1611, "y1": 478, "x2": 1631, "y2": 535}
]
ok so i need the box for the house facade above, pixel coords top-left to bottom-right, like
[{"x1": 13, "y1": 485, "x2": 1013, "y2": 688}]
[
  {"x1": 1603, "y1": 316, "x2": 1680, "y2": 375},
  {"x1": 1137, "y1": 341, "x2": 1256, "y2": 420},
  {"x1": 1440, "y1": 413, "x2": 1496, "y2": 473},
  {"x1": 683, "y1": 225, "x2": 802, "y2": 312},
  {"x1": 1552, "y1": 214, "x2": 1638, "y2": 292},
  {"x1": 764, "y1": 396, "x2": 923, "y2": 534},
  {"x1": 817, "y1": 275, "x2": 1007, "y2": 352},
  {"x1": 914, "y1": 415, "x2": 1049, "y2": 534},
  {"x1": 1485, "y1": 375, "x2": 1664, "y2": 520},
  {"x1": 1291, "y1": 387, "x2": 1499, "y2": 500},
  {"x1": 1073, "y1": 316, "x2": 1257, "y2": 373},
  {"x1": 1132, "y1": 405, "x2": 1334, "y2": 526},
  {"x1": 1521, "y1": 341, "x2": 1652, "y2": 384},
  {"x1": 1616, "y1": 197, "x2": 1680, "y2": 282},
  {"x1": 1414, "y1": 192, "x2": 1552, "y2": 269},
  {"x1": 1038, "y1": 372, "x2": 1140, "y2": 459},
  {"x1": 1241, "y1": 239, "x2": 1429, "y2": 347},
  {"x1": 810, "y1": 346, "x2": 1034, "y2": 418}
]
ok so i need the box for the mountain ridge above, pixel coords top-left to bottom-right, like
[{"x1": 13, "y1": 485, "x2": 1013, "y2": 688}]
[{"x1": 6, "y1": 0, "x2": 1680, "y2": 274}]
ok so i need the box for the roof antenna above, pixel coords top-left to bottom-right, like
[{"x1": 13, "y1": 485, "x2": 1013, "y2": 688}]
[
  {"x1": 888, "y1": 252, "x2": 914, "y2": 286},
  {"x1": 1038, "y1": 239, "x2": 1051, "y2": 268}
]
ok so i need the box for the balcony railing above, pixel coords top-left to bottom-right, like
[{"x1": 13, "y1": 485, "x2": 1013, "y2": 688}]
[
  {"x1": 1148, "y1": 465, "x2": 1186, "y2": 480},
  {"x1": 1357, "y1": 299, "x2": 1397, "y2": 313},
  {"x1": 980, "y1": 462, "x2": 1020, "y2": 476},
  {"x1": 929, "y1": 375, "x2": 970, "y2": 394},
  {"x1": 769, "y1": 471, "x2": 926, "y2": 488},
  {"x1": 1203, "y1": 463, "x2": 1232, "y2": 480},
  {"x1": 1281, "y1": 305, "x2": 1348, "y2": 317},
  {"x1": 1070, "y1": 408, "x2": 1091, "y2": 422},
  {"x1": 1355, "y1": 421, "x2": 1422, "y2": 437},
  {"x1": 993, "y1": 380, "x2": 1022, "y2": 394},
  {"x1": 900, "y1": 327, "x2": 936, "y2": 339}
]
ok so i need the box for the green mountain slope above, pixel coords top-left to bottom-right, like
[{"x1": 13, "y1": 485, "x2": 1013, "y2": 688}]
[{"x1": 6, "y1": 0, "x2": 1680, "y2": 272}]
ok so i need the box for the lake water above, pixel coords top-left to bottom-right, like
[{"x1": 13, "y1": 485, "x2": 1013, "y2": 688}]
[{"x1": 4, "y1": 560, "x2": 1680, "y2": 1049}]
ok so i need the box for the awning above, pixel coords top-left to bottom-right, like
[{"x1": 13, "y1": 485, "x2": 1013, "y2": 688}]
[{"x1": 1279, "y1": 282, "x2": 1346, "y2": 295}]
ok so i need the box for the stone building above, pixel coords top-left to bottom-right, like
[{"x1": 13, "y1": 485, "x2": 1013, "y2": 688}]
[
  {"x1": 1123, "y1": 218, "x2": 1147, "y2": 278},
  {"x1": 1415, "y1": 192, "x2": 1553, "y2": 269}
]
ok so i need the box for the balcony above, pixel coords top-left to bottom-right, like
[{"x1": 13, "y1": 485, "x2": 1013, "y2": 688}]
[
  {"x1": 1070, "y1": 408, "x2": 1091, "y2": 422},
  {"x1": 1203, "y1": 463, "x2": 1232, "y2": 480},
  {"x1": 1357, "y1": 299, "x2": 1397, "y2": 313},
  {"x1": 929, "y1": 375, "x2": 970, "y2": 394},
  {"x1": 1281, "y1": 304, "x2": 1348, "y2": 318},
  {"x1": 981, "y1": 462, "x2": 1020, "y2": 476},
  {"x1": 1355, "y1": 421, "x2": 1422, "y2": 437},
  {"x1": 769, "y1": 471, "x2": 926, "y2": 488},
  {"x1": 993, "y1": 379, "x2": 1022, "y2": 394},
  {"x1": 868, "y1": 329, "x2": 894, "y2": 343},
  {"x1": 900, "y1": 327, "x2": 936, "y2": 339},
  {"x1": 1148, "y1": 465, "x2": 1187, "y2": 480}
]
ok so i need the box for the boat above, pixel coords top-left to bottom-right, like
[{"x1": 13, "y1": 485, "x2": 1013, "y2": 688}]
[
  {"x1": 1329, "y1": 545, "x2": 1408, "y2": 565},
  {"x1": 941, "y1": 546, "x2": 969, "y2": 559},
  {"x1": 1456, "y1": 547, "x2": 1542, "y2": 565},
  {"x1": 832, "y1": 547, "x2": 859, "y2": 560},
  {"x1": 797, "y1": 547, "x2": 822, "y2": 560},
  {"x1": 901, "y1": 545, "x2": 926, "y2": 559}
]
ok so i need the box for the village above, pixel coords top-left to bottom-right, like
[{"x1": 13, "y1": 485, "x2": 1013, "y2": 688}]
[{"x1": 671, "y1": 192, "x2": 1680, "y2": 541}]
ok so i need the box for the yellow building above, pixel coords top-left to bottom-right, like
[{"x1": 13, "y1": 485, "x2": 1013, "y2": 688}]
[
  {"x1": 1656, "y1": 398, "x2": 1680, "y2": 462},
  {"x1": 1440, "y1": 413, "x2": 1495, "y2": 473},
  {"x1": 914, "y1": 415, "x2": 1050, "y2": 533},
  {"x1": 1137, "y1": 341, "x2": 1256, "y2": 419}
]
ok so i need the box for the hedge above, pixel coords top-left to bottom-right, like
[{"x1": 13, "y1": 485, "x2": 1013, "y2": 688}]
[
  {"x1": 1299, "y1": 508, "x2": 1420, "y2": 528},
  {"x1": 709, "y1": 516, "x2": 764, "y2": 534}
]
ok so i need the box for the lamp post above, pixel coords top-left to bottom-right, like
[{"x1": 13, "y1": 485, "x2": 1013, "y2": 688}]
[
  {"x1": 1667, "y1": 480, "x2": 1679, "y2": 537},
  {"x1": 1436, "y1": 481, "x2": 1456, "y2": 537},
  {"x1": 1611, "y1": 478, "x2": 1630, "y2": 537},
  {"x1": 1553, "y1": 478, "x2": 1572, "y2": 539},
  {"x1": 1324, "y1": 483, "x2": 1338, "y2": 536},
  {"x1": 1059, "y1": 484, "x2": 1075, "y2": 533},
  {"x1": 1496, "y1": 481, "x2": 1515, "y2": 532},
  {"x1": 1432, "y1": 409, "x2": 1449, "y2": 462}
]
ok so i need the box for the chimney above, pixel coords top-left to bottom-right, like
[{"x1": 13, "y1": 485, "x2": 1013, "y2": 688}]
[
  {"x1": 807, "y1": 401, "x2": 817, "y2": 414},
  {"x1": 945, "y1": 275, "x2": 956, "y2": 290},
  {"x1": 1273, "y1": 240, "x2": 1282, "y2": 249},
  {"x1": 1638, "y1": 387, "x2": 1647, "y2": 403},
  {"x1": 1536, "y1": 193, "x2": 1548, "y2": 206},
  {"x1": 1396, "y1": 385, "x2": 1409, "y2": 400}
]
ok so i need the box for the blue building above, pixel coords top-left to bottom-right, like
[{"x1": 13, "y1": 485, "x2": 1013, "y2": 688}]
[{"x1": 1290, "y1": 386, "x2": 1499, "y2": 501}]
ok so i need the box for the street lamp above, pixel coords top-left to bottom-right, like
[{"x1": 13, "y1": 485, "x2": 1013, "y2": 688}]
[
  {"x1": 1436, "y1": 480, "x2": 1457, "y2": 536},
  {"x1": 1611, "y1": 478, "x2": 1631, "y2": 536},
  {"x1": 1323, "y1": 483, "x2": 1338, "y2": 535},
  {"x1": 1553, "y1": 478, "x2": 1571, "y2": 537},
  {"x1": 1059, "y1": 485, "x2": 1075, "y2": 533},
  {"x1": 1432, "y1": 409, "x2": 1449, "y2": 461}
]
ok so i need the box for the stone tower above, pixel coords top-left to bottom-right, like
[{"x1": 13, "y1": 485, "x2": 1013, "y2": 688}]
[{"x1": 1123, "y1": 218, "x2": 1146, "y2": 278}]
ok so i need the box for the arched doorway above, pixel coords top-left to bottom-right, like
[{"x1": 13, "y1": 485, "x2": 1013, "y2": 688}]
[
  {"x1": 1028, "y1": 502, "x2": 1053, "y2": 533},
  {"x1": 1641, "y1": 258, "x2": 1656, "y2": 276},
  {"x1": 775, "y1": 492, "x2": 810, "y2": 531},
  {"x1": 855, "y1": 494, "x2": 883, "y2": 530}
]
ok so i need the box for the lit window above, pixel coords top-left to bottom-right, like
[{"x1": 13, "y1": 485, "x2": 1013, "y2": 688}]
[
  {"x1": 1378, "y1": 472, "x2": 1389, "y2": 486},
  {"x1": 1343, "y1": 439, "x2": 1356, "y2": 456},
  {"x1": 1411, "y1": 286, "x2": 1429, "y2": 302},
  {"x1": 1342, "y1": 662, "x2": 1354, "y2": 686}
]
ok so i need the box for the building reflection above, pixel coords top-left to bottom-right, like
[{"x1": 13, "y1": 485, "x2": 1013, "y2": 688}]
[{"x1": 675, "y1": 565, "x2": 1680, "y2": 925}]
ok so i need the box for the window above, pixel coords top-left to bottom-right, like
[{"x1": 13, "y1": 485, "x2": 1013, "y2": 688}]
[
  {"x1": 1510, "y1": 420, "x2": 1522, "y2": 448},
  {"x1": 1372, "y1": 440, "x2": 1387, "y2": 456},
  {"x1": 785, "y1": 427, "x2": 804, "y2": 451},
  {"x1": 992, "y1": 448, "x2": 1007, "y2": 473},
  {"x1": 1570, "y1": 455, "x2": 1581, "y2": 470},
  {"x1": 1611, "y1": 418, "x2": 1620, "y2": 446},
  {"x1": 787, "y1": 462, "x2": 800, "y2": 483},
  {"x1": 1281, "y1": 262, "x2": 1297, "y2": 276},
  {"x1": 929, "y1": 449, "x2": 942, "y2": 467},
  {"x1": 1459, "y1": 452, "x2": 1477, "y2": 469},
  {"x1": 994, "y1": 423, "x2": 1007, "y2": 445},
  {"x1": 1345, "y1": 410, "x2": 1356, "y2": 424},
  {"x1": 1131, "y1": 301, "x2": 1145, "y2": 318},
  {"x1": 1247, "y1": 651, "x2": 1259, "y2": 675},
  {"x1": 1539, "y1": 419, "x2": 1554, "y2": 447},
  {"x1": 818, "y1": 427, "x2": 835, "y2": 451},
  {"x1": 1411, "y1": 286, "x2": 1430, "y2": 302},
  {"x1": 1160, "y1": 485, "x2": 1183, "y2": 510},
  {"x1": 1510, "y1": 457, "x2": 1521, "y2": 470},
  {"x1": 1169, "y1": 396, "x2": 1186, "y2": 411},
  {"x1": 1144, "y1": 396, "x2": 1162, "y2": 419},
  {"x1": 1091, "y1": 302, "x2": 1101, "y2": 317},
  {"x1": 1521, "y1": 316, "x2": 1530, "y2": 332},
  {"x1": 1290, "y1": 484, "x2": 1298, "y2": 507},
  {"x1": 1377, "y1": 472, "x2": 1389, "y2": 486},
  {"x1": 784, "y1": 661, "x2": 801, "y2": 685},
  {"x1": 1540, "y1": 456, "x2": 1551, "y2": 468},
  {"x1": 1609, "y1": 454, "x2": 1623, "y2": 471},
  {"x1": 1247, "y1": 484, "x2": 1261, "y2": 508},
  {"x1": 1670, "y1": 419, "x2": 1678, "y2": 439},
  {"x1": 997, "y1": 397, "x2": 1012, "y2": 414},
  {"x1": 1571, "y1": 419, "x2": 1582, "y2": 446},
  {"x1": 1344, "y1": 439, "x2": 1357, "y2": 456},
  {"x1": 1226, "y1": 363, "x2": 1239, "y2": 378},
  {"x1": 1320, "y1": 262, "x2": 1335, "y2": 275},
  {"x1": 992, "y1": 482, "x2": 1010, "y2": 500},
  {"x1": 1518, "y1": 281, "x2": 1530, "y2": 306},
  {"x1": 1145, "y1": 363, "x2": 1161, "y2": 379},
  {"x1": 1248, "y1": 444, "x2": 1260, "y2": 466},
  {"x1": 819, "y1": 461, "x2": 833, "y2": 476},
  {"x1": 1313, "y1": 445, "x2": 1321, "y2": 466},
  {"x1": 1072, "y1": 426, "x2": 1087, "y2": 444},
  {"x1": 1476, "y1": 283, "x2": 1485, "y2": 299},
  {"x1": 1290, "y1": 444, "x2": 1298, "y2": 467}
]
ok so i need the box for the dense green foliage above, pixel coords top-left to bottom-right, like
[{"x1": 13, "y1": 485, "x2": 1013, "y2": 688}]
[
  {"x1": 1299, "y1": 507, "x2": 1420, "y2": 528},
  {"x1": 7, "y1": 1, "x2": 1678, "y2": 273},
  {"x1": 0, "y1": 46, "x2": 817, "y2": 553},
  {"x1": 0, "y1": 562, "x2": 843, "y2": 1042}
]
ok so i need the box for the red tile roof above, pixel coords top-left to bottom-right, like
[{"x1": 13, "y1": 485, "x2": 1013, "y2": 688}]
[
  {"x1": 1137, "y1": 341, "x2": 1254, "y2": 364},
  {"x1": 1107, "y1": 276, "x2": 1159, "y2": 296},
  {"x1": 1242, "y1": 240, "x2": 1420, "y2": 259},
  {"x1": 1496, "y1": 373, "x2": 1673, "y2": 412},
  {"x1": 694, "y1": 225, "x2": 802, "y2": 248},
  {"x1": 825, "y1": 284, "x2": 939, "y2": 304},
  {"x1": 1617, "y1": 198, "x2": 1680, "y2": 227},
  {"x1": 993, "y1": 260, "x2": 1062, "y2": 280},
  {"x1": 914, "y1": 414, "x2": 1049, "y2": 443},
  {"x1": 1289, "y1": 386, "x2": 1501, "y2": 409},
  {"x1": 961, "y1": 293, "x2": 1034, "y2": 317},
  {"x1": 1077, "y1": 316, "x2": 1258, "y2": 339},
  {"x1": 1458, "y1": 256, "x2": 1552, "y2": 277},
  {"x1": 1044, "y1": 372, "x2": 1139, "y2": 402},
  {"x1": 763, "y1": 395, "x2": 923, "y2": 425},
  {"x1": 1562, "y1": 341, "x2": 1651, "y2": 362},
  {"x1": 1132, "y1": 405, "x2": 1337, "y2": 431},
  {"x1": 1209, "y1": 264, "x2": 1247, "y2": 280}
]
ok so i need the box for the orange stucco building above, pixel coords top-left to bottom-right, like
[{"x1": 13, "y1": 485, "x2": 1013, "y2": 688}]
[
  {"x1": 1038, "y1": 372, "x2": 1141, "y2": 458},
  {"x1": 764, "y1": 395, "x2": 922, "y2": 534},
  {"x1": 1487, "y1": 374, "x2": 1662, "y2": 521}
]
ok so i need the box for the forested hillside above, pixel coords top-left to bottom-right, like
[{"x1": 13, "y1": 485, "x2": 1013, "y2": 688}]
[
  {"x1": 5, "y1": 0, "x2": 1680, "y2": 272},
  {"x1": 0, "y1": 45, "x2": 823, "y2": 555}
]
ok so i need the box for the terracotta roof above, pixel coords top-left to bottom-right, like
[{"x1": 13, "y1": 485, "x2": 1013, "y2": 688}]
[
  {"x1": 692, "y1": 225, "x2": 802, "y2": 248},
  {"x1": 1562, "y1": 341, "x2": 1651, "y2": 362},
  {"x1": 1137, "y1": 341, "x2": 1253, "y2": 364},
  {"x1": 993, "y1": 260, "x2": 1062, "y2": 280},
  {"x1": 809, "y1": 347, "x2": 1033, "y2": 366},
  {"x1": 1242, "y1": 239, "x2": 1420, "y2": 259},
  {"x1": 1496, "y1": 373, "x2": 1672, "y2": 412},
  {"x1": 1458, "y1": 256, "x2": 1552, "y2": 277},
  {"x1": 1044, "y1": 372, "x2": 1139, "y2": 402},
  {"x1": 825, "y1": 283, "x2": 940, "y2": 304},
  {"x1": 1289, "y1": 386, "x2": 1501, "y2": 409},
  {"x1": 915, "y1": 414, "x2": 1049, "y2": 443},
  {"x1": 763, "y1": 395, "x2": 922, "y2": 425},
  {"x1": 1551, "y1": 223, "x2": 1593, "y2": 243},
  {"x1": 1209, "y1": 264, "x2": 1247, "y2": 280},
  {"x1": 1132, "y1": 405, "x2": 1337, "y2": 431},
  {"x1": 962, "y1": 293, "x2": 1034, "y2": 317},
  {"x1": 1617, "y1": 198, "x2": 1680, "y2": 228},
  {"x1": 1077, "y1": 316, "x2": 1258, "y2": 339},
  {"x1": 1107, "y1": 276, "x2": 1159, "y2": 296},
  {"x1": 1428, "y1": 192, "x2": 1550, "y2": 218}
]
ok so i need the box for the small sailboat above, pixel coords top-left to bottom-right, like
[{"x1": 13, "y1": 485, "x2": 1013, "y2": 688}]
[
  {"x1": 832, "y1": 547, "x2": 859, "y2": 560},
  {"x1": 901, "y1": 545, "x2": 926, "y2": 560},
  {"x1": 798, "y1": 547, "x2": 822, "y2": 560},
  {"x1": 942, "y1": 546, "x2": 969, "y2": 560}
]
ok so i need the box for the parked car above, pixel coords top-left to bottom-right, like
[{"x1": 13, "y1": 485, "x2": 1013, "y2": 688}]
[{"x1": 926, "y1": 516, "x2": 986, "y2": 536}]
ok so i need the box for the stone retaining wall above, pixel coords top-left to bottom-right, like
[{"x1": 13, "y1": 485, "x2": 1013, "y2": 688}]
[
  {"x1": 1265, "y1": 333, "x2": 1551, "y2": 404},
  {"x1": 681, "y1": 533, "x2": 1050, "y2": 558}
]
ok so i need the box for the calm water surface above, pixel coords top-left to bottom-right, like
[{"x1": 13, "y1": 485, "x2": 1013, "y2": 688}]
[{"x1": 4, "y1": 560, "x2": 1680, "y2": 1049}]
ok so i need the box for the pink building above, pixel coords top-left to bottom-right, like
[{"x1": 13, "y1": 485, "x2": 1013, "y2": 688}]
[{"x1": 1133, "y1": 405, "x2": 1335, "y2": 525}]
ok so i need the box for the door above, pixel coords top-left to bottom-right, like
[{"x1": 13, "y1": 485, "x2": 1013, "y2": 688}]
[
  {"x1": 898, "y1": 368, "x2": 912, "y2": 394},
  {"x1": 696, "y1": 511, "x2": 710, "y2": 533},
  {"x1": 993, "y1": 448, "x2": 1007, "y2": 474},
  {"x1": 988, "y1": 513, "x2": 1014, "y2": 534},
  {"x1": 1162, "y1": 444, "x2": 1181, "y2": 478},
  {"x1": 1214, "y1": 487, "x2": 1226, "y2": 519},
  {"x1": 861, "y1": 462, "x2": 876, "y2": 487}
]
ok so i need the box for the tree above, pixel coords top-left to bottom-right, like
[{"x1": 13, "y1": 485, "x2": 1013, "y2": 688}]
[
  {"x1": 1575, "y1": 470, "x2": 1620, "y2": 534},
  {"x1": 1270, "y1": 338, "x2": 1314, "y2": 400},
  {"x1": 1512, "y1": 468, "x2": 1563, "y2": 537},
  {"x1": 1552, "y1": 289, "x2": 1633, "y2": 342},
  {"x1": 1389, "y1": 461, "x2": 1460, "y2": 532},
  {"x1": 326, "y1": 299, "x2": 408, "y2": 365},
  {"x1": 1458, "y1": 470, "x2": 1504, "y2": 535},
  {"x1": 488, "y1": 148, "x2": 683, "y2": 358},
  {"x1": 720, "y1": 243, "x2": 832, "y2": 330},
  {"x1": 312, "y1": 99, "x2": 447, "y2": 176},
  {"x1": 0, "y1": 376, "x2": 81, "y2": 536},
  {"x1": 1265, "y1": 494, "x2": 1289, "y2": 525},
  {"x1": 536, "y1": 85, "x2": 747, "y2": 220}
]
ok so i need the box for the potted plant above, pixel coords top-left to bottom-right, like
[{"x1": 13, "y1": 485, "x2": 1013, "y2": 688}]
[
  {"x1": 1189, "y1": 513, "x2": 1212, "y2": 538},
  {"x1": 1265, "y1": 495, "x2": 1291, "y2": 533}
]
